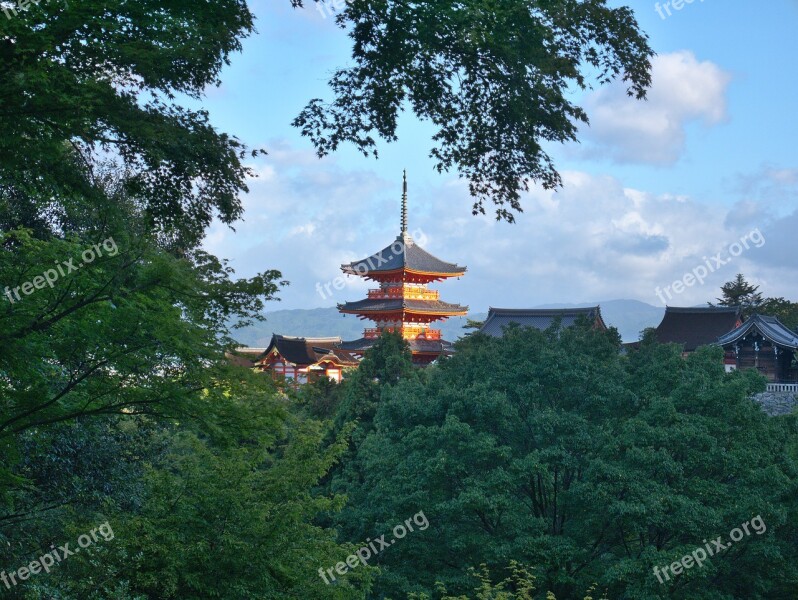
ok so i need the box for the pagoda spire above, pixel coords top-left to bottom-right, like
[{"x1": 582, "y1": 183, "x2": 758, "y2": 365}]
[{"x1": 401, "y1": 169, "x2": 408, "y2": 233}]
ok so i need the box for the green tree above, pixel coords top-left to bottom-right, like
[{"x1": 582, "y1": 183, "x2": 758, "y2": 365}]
[
  {"x1": 4, "y1": 386, "x2": 372, "y2": 599},
  {"x1": 0, "y1": 0, "x2": 260, "y2": 246},
  {"x1": 334, "y1": 332, "x2": 417, "y2": 433},
  {"x1": 759, "y1": 297, "x2": 798, "y2": 330},
  {"x1": 293, "y1": 0, "x2": 653, "y2": 221},
  {"x1": 0, "y1": 193, "x2": 282, "y2": 440},
  {"x1": 714, "y1": 273, "x2": 764, "y2": 316},
  {"x1": 2, "y1": 1, "x2": 653, "y2": 235},
  {"x1": 331, "y1": 324, "x2": 798, "y2": 599}
]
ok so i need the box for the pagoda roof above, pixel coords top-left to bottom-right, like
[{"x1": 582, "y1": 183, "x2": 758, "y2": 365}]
[
  {"x1": 341, "y1": 232, "x2": 466, "y2": 279},
  {"x1": 479, "y1": 306, "x2": 606, "y2": 337},
  {"x1": 338, "y1": 297, "x2": 468, "y2": 316},
  {"x1": 717, "y1": 314, "x2": 798, "y2": 349},
  {"x1": 654, "y1": 306, "x2": 742, "y2": 351},
  {"x1": 257, "y1": 334, "x2": 359, "y2": 367}
]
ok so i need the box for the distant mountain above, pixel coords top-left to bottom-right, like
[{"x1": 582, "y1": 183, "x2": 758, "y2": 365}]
[
  {"x1": 534, "y1": 299, "x2": 665, "y2": 342},
  {"x1": 232, "y1": 300, "x2": 664, "y2": 347}
]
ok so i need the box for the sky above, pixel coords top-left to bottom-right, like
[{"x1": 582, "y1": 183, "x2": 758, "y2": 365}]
[{"x1": 197, "y1": 0, "x2": 798, "y2": 314}]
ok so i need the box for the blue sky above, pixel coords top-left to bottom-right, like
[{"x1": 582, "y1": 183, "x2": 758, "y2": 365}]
[{"x1": 197, "y1": 0, "x2": 798, "y2": 313}]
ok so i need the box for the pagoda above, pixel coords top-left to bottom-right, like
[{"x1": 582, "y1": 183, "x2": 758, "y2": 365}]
[{"x1": 337, "y1": 172, "x2": 468, "y2": 365}]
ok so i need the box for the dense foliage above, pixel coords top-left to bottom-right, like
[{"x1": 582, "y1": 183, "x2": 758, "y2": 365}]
[
  {"x1": 292, "y1": 0, "x2": 653, "y2": 221},
  {"x1": 316, "y1": 324, "x2": 798, "y2": 599},
  {"x1": 713, "y1": 273, "x2": 798, "y2": 327},
  {"x1": 0, "y1": 0, "x2": 259, "y2": 247}
]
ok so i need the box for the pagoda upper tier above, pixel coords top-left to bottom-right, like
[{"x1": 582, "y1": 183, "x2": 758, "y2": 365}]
[{"x1": 341, "y1": 231, "x2": 466, "y2": 283}]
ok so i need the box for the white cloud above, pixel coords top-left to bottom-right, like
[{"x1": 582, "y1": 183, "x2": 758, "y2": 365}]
[
  {"x1": 582, "y1": 51, "x2": 732, "y2": 164},
  {"x1": 203, "y1": 143, "x2": 795, "y2": 317}
]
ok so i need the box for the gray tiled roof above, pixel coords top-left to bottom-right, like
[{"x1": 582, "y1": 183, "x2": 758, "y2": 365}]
[
  {"x1": 655, "y1": 306, "x2": 742, "y2": 351},
  {"x1": 717, "y1": 314, "x2": 798, "y2": 349},
  {"x1": 341, "y1": 233, "x2": 466, "y2": 277},
  {"x1": 479, "y1": 307, "x2": 605, "y2": 337},
  {"x1": 338, "y1": 298, "x2": 468, "y2": 315}
]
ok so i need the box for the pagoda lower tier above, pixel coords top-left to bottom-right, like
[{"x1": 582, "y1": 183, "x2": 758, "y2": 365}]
[
  {"x1": 338, "y1": 336, "x2": 456, "y2": 366},
  {"x1": 337, "y1": 292, "x2": 468, "y2": 365}
]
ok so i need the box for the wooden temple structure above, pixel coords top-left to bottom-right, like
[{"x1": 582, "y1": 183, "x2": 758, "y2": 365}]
[
  {"x1": 337, "y1": 172, "x2": 467, "y2": 365},
  {"x1": 253, "y1": 335, "x2": 359, "y2": 385},
  {"x1": 718, "y1": 314, "x2": 798, "y2": 383}
]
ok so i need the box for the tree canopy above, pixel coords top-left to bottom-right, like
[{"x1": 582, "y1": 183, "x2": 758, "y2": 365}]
[
  {"x1": 714, "y1": 274, "x2": 764, "y2": 316},
  {"x1": 293, "y1": 0, "x2": 653, "y2": 221},
  {"x1": 713, "y1": 274, "x2": 798, "y2": 326},
  {"x1": 0, "y1": 0, "x2": 259, "y2": 247},
  {"x1": 322, "y1": 324, "x2": 798, "y2": 599}
]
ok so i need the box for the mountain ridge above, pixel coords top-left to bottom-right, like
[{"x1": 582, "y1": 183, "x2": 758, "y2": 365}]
[{"x1": 232, "y1": 299, "x2": 666, "y2": 347}]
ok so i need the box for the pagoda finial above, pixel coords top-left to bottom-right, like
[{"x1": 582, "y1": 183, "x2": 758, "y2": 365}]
[{"x1": 401, "y1": 169, "x2": 408, "y2": 233}]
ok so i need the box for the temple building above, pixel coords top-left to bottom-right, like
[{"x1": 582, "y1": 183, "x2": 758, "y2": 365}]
[
  {"x1": 337, "y1": 172, "x2": 468, "y2": 365},
  {"x1": 253, "y1": 334, "x2": 359, "y2": 385},
  {"x1": 717, "y1": 314, "x2": 798, "y2": 383},
  {"x1": 479, "y1": 306, "x2": 606, "y2": 337},
  {"x1": 648, "y1": 306, "x2": 742, "y2": 355}
]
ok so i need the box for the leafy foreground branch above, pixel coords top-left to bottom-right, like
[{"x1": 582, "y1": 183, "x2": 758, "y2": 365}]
[{"x1": 293, "y1": 0, "x2": 654, "y2": 221}]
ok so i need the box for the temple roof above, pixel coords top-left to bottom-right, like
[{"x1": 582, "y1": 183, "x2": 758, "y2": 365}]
[
  {"x1": 257, "y1": 335, "x2": 359, "y2": 367},
  {"x1": 717, "y1": 314, "x2": 798, "y2": 349},
  {"x1": 654, "y1": 306, "x2": 742, "y2": 351},
  {"x1": 338, "y1": 297, "x2": 468, "y2": 315},
  {"x1": 341, "y1": 232, "x2": 466, "y2": 278},
  {"x1": 479, "y1": 306, "x2": 606, "y2": 337}
]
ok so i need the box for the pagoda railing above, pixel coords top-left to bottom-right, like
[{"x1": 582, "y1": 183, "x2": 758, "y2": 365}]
[
  {"x1": 364, "y1": 327, "x2": 442, "y2": 340},
  {"x1": 367, "y1": 288, "x2": 440, "y2": 301}
]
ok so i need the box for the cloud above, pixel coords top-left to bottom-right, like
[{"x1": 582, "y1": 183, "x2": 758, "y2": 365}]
[
  {"x1": 581, "y1": 51, "x2": 732, "y2": 164},
  {"x1": 204, "y1": 143, "x2": 796, "y2": 317},
  {"x1": 724, "y1": 164, "x2": 798, "y2": 228}
]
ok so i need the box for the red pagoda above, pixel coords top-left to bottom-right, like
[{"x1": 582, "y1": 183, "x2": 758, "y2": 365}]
[{"x1": 337, "y1": 172, "x2": 467, "y2": 365}]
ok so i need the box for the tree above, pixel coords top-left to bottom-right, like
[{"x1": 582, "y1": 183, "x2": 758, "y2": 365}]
[
  {"x1": 0, "y1": 192, "x2": 282, "y2": 441},
  {"x1": 407, "y1": 563, "x2": 608, "y2": 600},
  {"x1": 713, "y1": 275, "x2": 798, "y2": 327},
  {"x1": 330, "y1": 324, "x2": 798, "y2": 598},
  {"x1": 0, "y1": 0, "x2": 259, "y2": 247},
  {"x1": 94, "y1": 420, "x2": 371, "y2": 599},
  {"x1": 334, "y1": 331, "x2": 417, "y2": 433},
  {"x1": 4, "y1": 399, "x2": 373, "y2": 599},
  {"x1": 2, "y1": 1, "x2": 654, "y2": 238},
  {"x1": 0, "y1": 187, "x2": 286, "y2": 534},
  {"x1": 293, "y1": 0, "x2": 653, "y2": 221},
  {"x1": 714, "y1": 274, "x2": 763, "y2": 316},
  {"x1": 760, "y1": 297, "x2": 798, "y2": 330},
  {"x1": 463, "y1": 318, "x2": 486, "y2": 332}
]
